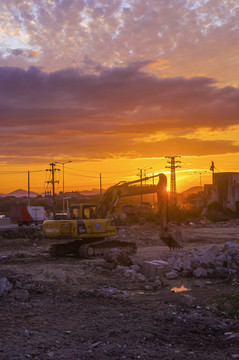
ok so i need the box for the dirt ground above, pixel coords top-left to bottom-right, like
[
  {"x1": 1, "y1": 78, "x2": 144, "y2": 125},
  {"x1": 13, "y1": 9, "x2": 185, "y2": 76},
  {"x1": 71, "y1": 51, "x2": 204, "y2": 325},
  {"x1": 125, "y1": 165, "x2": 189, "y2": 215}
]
[{"x1": 1, "y1": 223, "x2": 239, "y2": 360}]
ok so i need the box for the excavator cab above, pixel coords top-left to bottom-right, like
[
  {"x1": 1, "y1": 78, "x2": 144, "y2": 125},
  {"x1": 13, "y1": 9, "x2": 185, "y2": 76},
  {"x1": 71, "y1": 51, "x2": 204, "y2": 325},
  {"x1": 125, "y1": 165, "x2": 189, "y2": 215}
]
[{"x1": 70, "y1": 204, "x2": 96, "y2": 220}]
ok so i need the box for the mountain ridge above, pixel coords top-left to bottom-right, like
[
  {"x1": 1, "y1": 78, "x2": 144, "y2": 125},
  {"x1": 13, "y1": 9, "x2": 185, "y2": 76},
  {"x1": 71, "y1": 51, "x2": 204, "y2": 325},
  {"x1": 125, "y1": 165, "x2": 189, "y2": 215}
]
[{"x1": 0, "y1": 186, "x2": 204, "y2": 198}]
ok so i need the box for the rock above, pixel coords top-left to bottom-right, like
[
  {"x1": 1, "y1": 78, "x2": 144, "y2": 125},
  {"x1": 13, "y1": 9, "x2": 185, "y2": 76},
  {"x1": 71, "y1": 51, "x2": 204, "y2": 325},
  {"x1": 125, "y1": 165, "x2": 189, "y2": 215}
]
[
  {"x1": 12, "y1": 289, "x2": 29, "y2": 301},
  {"x1": 191, "y1": 254, "x2": 201, "y2": 269},
  {"x1": 183, "y1": 255, "x2": 192, "y2": 272},
  {"x1": 142, "y1": 260, "x2": 171, "y2": 279},
  {"x1": 165, "y1": 271, "x2": 179, "y2": 280},
  {"x1": 227, "y1": 255, "x2": 233, "y2": 268},
  {"x1": 229, "y1": 269, "x2": 238, "y2": 277},
  {"x1": 194, "y1": 280, "x2": 204, "y2": 288},
  {"x1": 135, "y1": 273, "x2": 147, "y2": 282},
  {"x1": 211, "y1": 267, "x2": 229, "y2": 279},
  {"x1": 24, "y1": 329, "x2": 30, "y2": 337},
  {"x1": 144, "y1": 285, "x2": 153, "y2": 291},
  {"x1": 181, "y1": 270, "x2": 191, "y2": 277},
  {"x1": 216, "y1": 253, "x2": 227, "y2": 266},
  {"x1": 223, "y1": 241, "x2": 235, "y2": 251},
  {"x1": 104, "y1": 249, "x2": 133, "y2": 267},
  {"x1": 130, "y1": 264, "x2": 141, "y2": 272},
  {"x1": 193, "y1": 267, "x2": 208, "y2": 278},
  {"x1": 179, "y1": 293, "x2": 197, "y2": 307},
  {"x1": 232, "y1": 252, "x2": 239, "y2": 265},
  {"x1": 199, "y1": 244, "x2": 220, "y2": 258},
  {"x1": 0, "y1": 277, "x2": 12, "y2": 296},
  {"x1": 47, "y1": 351, "x2": 54, "y2": 358}
]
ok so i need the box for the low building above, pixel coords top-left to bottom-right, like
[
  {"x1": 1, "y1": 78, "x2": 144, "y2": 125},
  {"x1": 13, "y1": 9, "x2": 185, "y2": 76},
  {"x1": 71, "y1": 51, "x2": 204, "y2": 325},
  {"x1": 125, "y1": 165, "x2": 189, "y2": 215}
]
[{"x1": 205, "y1": 172, "x2": 239, "y2": 211}]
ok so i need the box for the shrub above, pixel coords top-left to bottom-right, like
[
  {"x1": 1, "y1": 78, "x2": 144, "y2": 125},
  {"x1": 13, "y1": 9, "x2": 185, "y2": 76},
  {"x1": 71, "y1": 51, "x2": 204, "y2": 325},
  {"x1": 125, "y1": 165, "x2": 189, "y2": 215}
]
[{"x1": 209, "y1": 292, "x2": 239, "y2": 318}]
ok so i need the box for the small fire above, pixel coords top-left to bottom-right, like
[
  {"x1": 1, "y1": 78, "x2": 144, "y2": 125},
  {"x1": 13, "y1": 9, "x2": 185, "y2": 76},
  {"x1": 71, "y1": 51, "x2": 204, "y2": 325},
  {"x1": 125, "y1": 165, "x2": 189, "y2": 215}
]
[{"x1": 171, "y1": 285, "x2": 191, "y2": 293}]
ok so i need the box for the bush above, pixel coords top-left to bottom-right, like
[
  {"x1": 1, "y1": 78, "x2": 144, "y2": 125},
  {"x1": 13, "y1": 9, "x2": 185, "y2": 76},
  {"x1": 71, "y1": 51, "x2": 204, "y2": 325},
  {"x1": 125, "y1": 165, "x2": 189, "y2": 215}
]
[
  {"x1": 206, "y1": 201, "x2": 239, "y2": 222},
  {"x1": 209, "y1": 292, "x2": 239, "y2": 318},
  {"x1": 168, "y1": 204, "x2": 202, "y2": 222},
  {"x1": 206, "y1": 210, "x2": 229, "y2": 223}
]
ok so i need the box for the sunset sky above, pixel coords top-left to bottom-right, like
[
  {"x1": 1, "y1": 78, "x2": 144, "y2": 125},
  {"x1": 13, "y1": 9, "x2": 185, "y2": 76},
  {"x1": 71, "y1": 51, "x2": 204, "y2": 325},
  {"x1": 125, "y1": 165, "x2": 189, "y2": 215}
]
[{"x1": 0, "y1": 0, "x2": 238, "y2": 194}]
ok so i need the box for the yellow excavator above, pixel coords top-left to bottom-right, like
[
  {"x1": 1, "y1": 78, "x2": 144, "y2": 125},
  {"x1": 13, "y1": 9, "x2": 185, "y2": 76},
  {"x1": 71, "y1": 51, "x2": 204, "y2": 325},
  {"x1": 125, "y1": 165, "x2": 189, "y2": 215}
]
[{"x1": 43, "y1": 173, "x2": 182, "y2": 257}]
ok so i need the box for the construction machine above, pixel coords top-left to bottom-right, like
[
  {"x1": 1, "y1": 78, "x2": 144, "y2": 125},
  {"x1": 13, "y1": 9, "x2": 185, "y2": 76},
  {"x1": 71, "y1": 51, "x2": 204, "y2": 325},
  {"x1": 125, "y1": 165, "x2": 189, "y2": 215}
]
[{"x1": 43, "y1": 173, "x2": 182, "y2": 258}]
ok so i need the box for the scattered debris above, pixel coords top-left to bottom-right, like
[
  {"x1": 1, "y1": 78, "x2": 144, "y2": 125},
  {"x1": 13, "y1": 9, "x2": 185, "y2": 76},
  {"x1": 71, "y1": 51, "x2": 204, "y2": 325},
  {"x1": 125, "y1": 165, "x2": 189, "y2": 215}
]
[
  {"x1": 104, "y1": 249, "x2": 133, "y2": 267},
  {"x1": 1, "y1": 223, "x2": 239, "y2": 359},
  {"x1": 141, "y1": 242, "x2": 239, "y2": 280}
]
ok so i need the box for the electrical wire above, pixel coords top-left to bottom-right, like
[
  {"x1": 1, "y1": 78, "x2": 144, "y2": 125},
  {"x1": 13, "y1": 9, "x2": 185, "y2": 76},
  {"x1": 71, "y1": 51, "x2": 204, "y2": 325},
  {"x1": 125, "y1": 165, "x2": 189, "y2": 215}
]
[
  {"x1": 64, "y1": 170, "x2": 98, "y2": 179},
  {"x1": 65, "y1": 165, "x2": 139, "y2": 176},
  {"x1": 0, "y1": 170, "x2": 45, "y2": 174}
]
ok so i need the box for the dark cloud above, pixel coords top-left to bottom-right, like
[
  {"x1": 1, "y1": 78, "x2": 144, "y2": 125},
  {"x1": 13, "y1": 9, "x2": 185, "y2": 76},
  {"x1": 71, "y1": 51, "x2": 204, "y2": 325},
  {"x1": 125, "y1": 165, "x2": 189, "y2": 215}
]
[
  {"x1": 0, "y1": 64, "x2": 238, "y2": 127},
  {"x1": 9, "y1": 48, "x2": 39, "y2": 59},
  {"x1": 0, "y1": 63, "x2": 238, "y2": 162}
]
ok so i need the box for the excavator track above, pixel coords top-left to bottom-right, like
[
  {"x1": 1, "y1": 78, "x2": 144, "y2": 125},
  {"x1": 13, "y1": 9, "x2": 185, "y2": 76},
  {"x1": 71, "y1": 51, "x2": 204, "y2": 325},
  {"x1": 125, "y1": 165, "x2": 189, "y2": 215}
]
[{"x1": 49, "y1": 239, "x2": 137, "y2": 259}]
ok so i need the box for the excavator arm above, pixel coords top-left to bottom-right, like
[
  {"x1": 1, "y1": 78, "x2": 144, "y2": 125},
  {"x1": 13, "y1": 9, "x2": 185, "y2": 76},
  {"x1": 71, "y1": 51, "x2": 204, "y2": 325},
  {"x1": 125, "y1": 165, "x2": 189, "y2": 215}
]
[{"x1": 95, "y1": 173, "x2": 182, "y2": 249}]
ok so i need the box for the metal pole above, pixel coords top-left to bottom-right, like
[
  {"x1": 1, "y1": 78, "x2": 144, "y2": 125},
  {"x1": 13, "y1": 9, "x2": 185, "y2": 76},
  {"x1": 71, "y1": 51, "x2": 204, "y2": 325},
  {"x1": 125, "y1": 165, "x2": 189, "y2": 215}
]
[
  {"x1": 28, "y1": 171, "x2": 30, "y2": 206},
  {"x1": 100, "y1": 173, "x2": 102, "y2": 195},
  {"x1": 50, "y1": 163, "x2": 56, "y2": 219},
  {"x1": 138, "y1": 169, "x2": 143, "y2": 205},
  {"x1": 152, "y1": 172, "x2": 155, "y2": 204},
  {"x1": 63, "y1": 163, "x2": 65, "y2": 213},
  {"x1": 55, "y1": 161, "x2": 71, "y2": 213}
]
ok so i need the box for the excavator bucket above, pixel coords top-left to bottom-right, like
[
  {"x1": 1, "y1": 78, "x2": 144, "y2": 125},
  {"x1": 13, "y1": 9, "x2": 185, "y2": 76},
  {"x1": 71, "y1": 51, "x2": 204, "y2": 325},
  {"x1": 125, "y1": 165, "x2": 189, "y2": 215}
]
[{"x1": 160, "y1": 230, "x2": 183, "y2": 250}]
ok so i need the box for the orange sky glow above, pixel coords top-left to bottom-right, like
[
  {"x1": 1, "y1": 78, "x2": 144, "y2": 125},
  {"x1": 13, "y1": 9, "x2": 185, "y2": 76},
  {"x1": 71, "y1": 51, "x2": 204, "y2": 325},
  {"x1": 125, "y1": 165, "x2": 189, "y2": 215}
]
[{"x1": 0, "y1": 0, "x2": 238, "y2": 194}]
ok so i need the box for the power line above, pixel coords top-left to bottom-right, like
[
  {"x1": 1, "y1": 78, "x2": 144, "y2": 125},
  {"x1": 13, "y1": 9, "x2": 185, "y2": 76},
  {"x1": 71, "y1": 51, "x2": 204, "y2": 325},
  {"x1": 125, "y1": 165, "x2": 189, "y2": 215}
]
[
  {"x1": 65, "y1": 165, "x2": 137, "y2": 175},
  {"x1": 64, "y1": 170, "x2": 98, "y2": 179},
  {"x1": 0, "y1": 170, "x2": 45, "y2": 175}
]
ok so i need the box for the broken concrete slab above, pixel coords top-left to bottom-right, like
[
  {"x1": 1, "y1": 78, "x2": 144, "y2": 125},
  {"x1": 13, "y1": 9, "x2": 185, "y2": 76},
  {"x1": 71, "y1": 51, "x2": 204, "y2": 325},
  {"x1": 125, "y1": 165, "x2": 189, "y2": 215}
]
[
  {"x1": 193, "y1": 267, "x2": 208, "y2": 278},
  {"x1": 142, "y1": 260, "x2": 171, "y2": 279},
  {"x1": 12, "y1": 289, "x2": 29, "y2": 301},
  {"x1": 165, "y1": 271, "x2": 179, "y2": 280},
  {"x1": 199, "y1": 244, "x2": 220, "y2": 258}
]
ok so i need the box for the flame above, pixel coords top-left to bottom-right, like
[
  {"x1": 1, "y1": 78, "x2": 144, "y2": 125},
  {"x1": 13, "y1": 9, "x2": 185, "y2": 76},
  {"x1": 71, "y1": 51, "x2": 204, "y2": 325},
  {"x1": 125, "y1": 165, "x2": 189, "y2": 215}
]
[{"x1": 171, "y1": 285, "x2": 191, "y2": 293}]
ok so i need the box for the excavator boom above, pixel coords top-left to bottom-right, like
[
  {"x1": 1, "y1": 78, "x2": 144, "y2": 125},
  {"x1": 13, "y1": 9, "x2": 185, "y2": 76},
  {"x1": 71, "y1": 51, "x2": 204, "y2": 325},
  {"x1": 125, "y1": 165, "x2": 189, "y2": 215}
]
[{"x1": 95, "y1": 173, "x2": 182, "y2": 249}]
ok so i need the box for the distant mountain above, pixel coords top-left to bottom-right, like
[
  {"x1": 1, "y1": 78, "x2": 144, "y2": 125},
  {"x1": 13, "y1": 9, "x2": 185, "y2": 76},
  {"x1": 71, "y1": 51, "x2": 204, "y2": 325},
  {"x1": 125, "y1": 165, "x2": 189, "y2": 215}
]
[
  {"x1": 6, "y1": 189, "x2": 40, "y2": 198},
  {"x1": 177, "y1": 186, "x2": 204, "y2": 205},
  {"x1": 180, "y1": 186, "x2": 204, "y2": 195},
  {"x1": 79, "y1": 188, "x2": 103, "y2": 196}
]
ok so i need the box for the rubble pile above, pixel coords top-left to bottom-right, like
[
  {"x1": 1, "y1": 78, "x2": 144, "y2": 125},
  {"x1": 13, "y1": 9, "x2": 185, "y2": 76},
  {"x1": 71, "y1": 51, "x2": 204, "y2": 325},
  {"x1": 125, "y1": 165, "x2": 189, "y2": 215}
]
[
  {"x1": 0, "y1": 226, "x2": 42, "y2": 239},
  {"x1": 142, "y1": 242, "x2": 239, "y2": 280}
]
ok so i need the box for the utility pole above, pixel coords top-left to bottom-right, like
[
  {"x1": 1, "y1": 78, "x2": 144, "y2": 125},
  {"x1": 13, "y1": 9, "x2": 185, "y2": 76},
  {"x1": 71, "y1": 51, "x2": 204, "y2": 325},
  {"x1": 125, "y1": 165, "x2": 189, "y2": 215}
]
[
  {"x1": 137, "y1": 168, "x2": 143, "y2": 205},
  {"x1": 46, "y1": 163, "x2": 60, "y2": 219},
  {"x1": 152, "y1": 172, "x2": 155, "y2": 205},
  {"x1": 165, "y1": 156, "x2": 181, "y2": 204},
  {"x1": 194, "y1": 171, "x2": 207, "y2": 187},
  {"x1": 100, "y1": 173, "x2": 102, "y2": 195},
  {"x1": 28, "y1": 171, "x2": 30, "y2": 206},
  {"x1": 55, "y1": 160, "x2": 72, "y2": 213},
  {"x1": 210, "y1": 161, "x2": 215, "y2": 184}
]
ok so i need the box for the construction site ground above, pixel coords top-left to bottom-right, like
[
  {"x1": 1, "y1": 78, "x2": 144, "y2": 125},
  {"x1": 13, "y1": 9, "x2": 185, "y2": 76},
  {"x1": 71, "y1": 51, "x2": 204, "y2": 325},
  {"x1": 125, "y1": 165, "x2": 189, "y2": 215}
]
[{"x1": 1, "y1": 222, "x2": 239, "y2": 360}]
